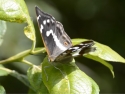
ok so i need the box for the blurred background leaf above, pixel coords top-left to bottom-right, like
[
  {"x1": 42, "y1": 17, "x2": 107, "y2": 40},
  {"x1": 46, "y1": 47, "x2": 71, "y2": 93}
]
[
  {"x1": 0, "y1": 21, "x2": 6, "y2": 46},
  {"x1": 0, "y1": 0, "x2": 125, "y2": 93},
  {"x1": 27, "y1": 65, "x2": 49, "y2": 94},
  {"x1": 0, "y1": 85, "x2": 6, "y2": 94},
  {"x1": 0, "y1": 65, "x2": 11, "y2": 76}
]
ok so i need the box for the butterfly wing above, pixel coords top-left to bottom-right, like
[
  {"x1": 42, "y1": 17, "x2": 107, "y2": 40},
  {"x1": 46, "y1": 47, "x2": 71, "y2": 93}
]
[
  {"x1": 56, "y1": 40, "x2": 95, "y2": 61},
  {"x1": 68, "y1": 40, "x2": 95, "y2": 57},
  {"x1": 35, "y1": 6, "x2": 72, "y2": 62}
]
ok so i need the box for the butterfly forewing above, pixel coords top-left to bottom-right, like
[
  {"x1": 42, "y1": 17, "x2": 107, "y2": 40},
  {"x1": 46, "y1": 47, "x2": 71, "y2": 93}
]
[
  {"x1": 35, "y1": 6, "x2": 95, "y2": 62},
  {"x1": 35, "y1": 6, "x2": 72, "y2": 61}
]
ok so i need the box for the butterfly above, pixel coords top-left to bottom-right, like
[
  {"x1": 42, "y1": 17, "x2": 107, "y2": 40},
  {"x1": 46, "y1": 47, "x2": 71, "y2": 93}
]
[{"x1": 35, "y1": 6, "x2": 95, "y2": 62}]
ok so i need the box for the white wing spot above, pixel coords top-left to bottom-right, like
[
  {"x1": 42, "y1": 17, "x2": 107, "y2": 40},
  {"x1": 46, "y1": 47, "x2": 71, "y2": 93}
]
[
  {"x1": 40, "y1": 24, "x2": 43, "y2": 33},
  {"x1": 69, "y1": 46, "x2": 79, "y2": 50},
  {"x1": 79, "y1": 43, "x2": 84, "y2": 45},
  {"x1": 37, "y1": 15, "x2": 41, "y2": 20},
  {"x1": 73, "y1": 47, "x2": 79, "y2": 49},
  {"x1": 72, "y1": 49, "x2": 81, "y2": 56},
  {"x1": 46, "y1": 29, "x2": 53, "y2": 36},
  {"x1": 46, "y1": 29, "x2": 67, "y2": 51},
  {"x1": 43, "y1": 20, "x2": 46, "y2": 25},
  {"x1": 47, "y1": 19, "x2": 50, "y2": 23},
  {"x1": 69, "y1": 48, "x2": 73, "y2": 50}
]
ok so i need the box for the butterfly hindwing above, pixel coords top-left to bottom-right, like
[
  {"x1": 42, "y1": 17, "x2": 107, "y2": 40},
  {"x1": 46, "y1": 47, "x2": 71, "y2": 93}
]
[
  {"x1": 35, "y1": 6, "x2": 72, "y2": 61},
  {"x1": 55, "y1": 40, "x2": 94, "y2": 61}
]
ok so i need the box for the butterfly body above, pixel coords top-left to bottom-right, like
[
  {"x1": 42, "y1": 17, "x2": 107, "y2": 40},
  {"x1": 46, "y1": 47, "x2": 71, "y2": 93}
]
[{"x1": 35, "y1": 6, "x2": 95, "y2": 62}]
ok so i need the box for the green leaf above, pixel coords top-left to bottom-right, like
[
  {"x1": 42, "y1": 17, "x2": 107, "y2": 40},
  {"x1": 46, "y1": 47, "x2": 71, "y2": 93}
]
[
  {"x1": 42, "y1": 57, "x2": 99, "y2": 94},
  {"x1": 0, "y1": 20, "x2": 6, "y2": 46},
  {"x1": 72, "y1": 38, "x2": 88, "y2": 45},
  {"x1": 0, "y1": 0, "x2": 28, "y2": 23},
  {"x1": 0, "y1": 0, "x2": 36, "y2": 41},
  {"x1": 27, "y1": 65, "x2": 49, "y2": 94},
  {"x1": 10, "y1": 71, "x2": 34, "y2": 91},
  {"x1": 72, "y1": 38, "x2": 125, "y2": 63},
  {"x1": 85, "y1": 54, "x2": 114, "y2": 77},
  {"x1": 72, "y1": 38, "x2": 125, "y2": 77},
  {"x1": 92, "y1": 41, "x2": 125, "y2": 63},
  {"x1": 28, "y1": 89, "x2": 36, "y2": 94},
  {"x1": 0, "y1": 85, "x2": 6, "y2": 94}
]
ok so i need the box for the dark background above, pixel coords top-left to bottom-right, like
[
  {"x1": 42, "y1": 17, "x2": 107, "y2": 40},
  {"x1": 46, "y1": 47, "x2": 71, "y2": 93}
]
[{"x1": 0, "y1": 0, "x2": 125, "y2": 93}]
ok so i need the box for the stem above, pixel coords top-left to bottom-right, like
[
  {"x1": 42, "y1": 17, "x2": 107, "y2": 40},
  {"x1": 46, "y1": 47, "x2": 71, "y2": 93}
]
[
  {"x1": 0, "y1": 47, "x2": 45, "y2": 65},
  {"x1": 0, "y1": 67, "x2": 12, "y2": 73},
  {"x1": 26, "y1": 14, "x2": 36, "y2": 52},
  {"x1": 31, "y1": 48, "x2": 46, "y2": 54},
  {"x1": 0, "y1": 49, "x2": 31, "y2": 64},
  {"x1": 21, "y1": 59, "x2": 33, "y2": 66}
]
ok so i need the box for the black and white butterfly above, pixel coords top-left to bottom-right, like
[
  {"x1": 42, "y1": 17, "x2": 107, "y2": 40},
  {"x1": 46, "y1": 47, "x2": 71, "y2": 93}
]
[{"x1": 35, "y1": 6, "x2": 95, "y2": 62}]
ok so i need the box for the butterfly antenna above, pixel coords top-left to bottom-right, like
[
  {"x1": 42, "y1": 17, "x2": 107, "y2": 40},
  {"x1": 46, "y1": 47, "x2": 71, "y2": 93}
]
[
  {"x1": 43, "y1": 65, "x2": 50, "y2": 81},
  {"x1": 50, "y1": 62, "x2": 65, "y2": 78},
  {"x1": 43, "y1": 62, "x2": 65, "y2": 81}
]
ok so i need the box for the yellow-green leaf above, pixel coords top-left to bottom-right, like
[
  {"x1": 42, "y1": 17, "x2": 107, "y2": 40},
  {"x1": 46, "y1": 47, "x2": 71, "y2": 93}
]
[
  {"x1": 0, "y1": 0, "x2": 28, "y2": 23},
  {"x1": 72, "y1": 38, "x2": 125, "y2": 63},
  {"x1": 92, "y1": 41, "x2": 125, "y2": 63},
  {"x1": 24, "y1": 25, "x2": 35, "y2": 41}
]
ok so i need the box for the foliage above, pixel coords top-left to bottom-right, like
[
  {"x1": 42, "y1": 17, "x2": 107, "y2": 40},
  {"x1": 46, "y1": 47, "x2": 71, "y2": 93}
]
[{"x1": 0, "y1": 0, "x2": 125, "y2": 94}]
